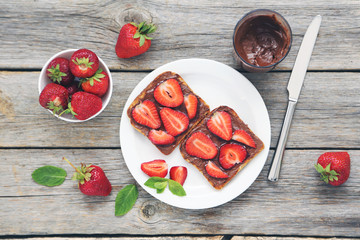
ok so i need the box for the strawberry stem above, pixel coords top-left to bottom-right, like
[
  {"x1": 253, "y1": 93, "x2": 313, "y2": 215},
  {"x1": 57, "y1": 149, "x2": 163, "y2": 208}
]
[{"x1": 63, "y1": 157, "x2": 86, "y2": 179}]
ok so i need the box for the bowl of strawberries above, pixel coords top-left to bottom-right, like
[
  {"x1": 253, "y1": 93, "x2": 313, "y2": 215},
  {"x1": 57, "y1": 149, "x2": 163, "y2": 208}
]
[{"x1": 38, "y1": 48, "x2": 113, "y2": 122}]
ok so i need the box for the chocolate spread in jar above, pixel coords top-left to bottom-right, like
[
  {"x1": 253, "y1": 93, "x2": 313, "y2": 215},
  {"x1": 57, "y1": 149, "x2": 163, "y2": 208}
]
[{"x1": 234, "y1": 15, "x2": 290, "y2": 67}]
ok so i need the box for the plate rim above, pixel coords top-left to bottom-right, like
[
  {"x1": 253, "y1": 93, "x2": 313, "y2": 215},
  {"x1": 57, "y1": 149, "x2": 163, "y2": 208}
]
[{"x1": 120, "y1": 58, "x2": 271, "y2": 209}]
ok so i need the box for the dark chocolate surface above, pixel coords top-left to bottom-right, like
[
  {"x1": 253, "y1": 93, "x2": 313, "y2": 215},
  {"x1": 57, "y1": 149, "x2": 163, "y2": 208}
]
[
  {"x1": 180, "y1": 106, "x2": 264, "y2": 189},
  {"x1": 127, "y1": 71, "x2": 210, "y2": 155}
]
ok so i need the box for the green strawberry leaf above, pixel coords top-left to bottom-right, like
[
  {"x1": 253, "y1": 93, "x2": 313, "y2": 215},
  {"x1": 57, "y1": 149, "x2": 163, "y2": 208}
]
[
  {"x1": 139, "y1": 35, "x2": 145, "y2": 47},
  {"x1": 32, "y1": 166, "x2": 67, "y2": 187},
  {"x1": 133, "y1": 32, "x2": 140, "y2": 39},
  {"x1": 154, "y1": 181, "x2": 168, "y2": 190},
  {"x1": 115, "y1": 184, "x2": 138, "y2": 216},
  {"x1": 168, "y1": 179, "x2": 186, "y2": 196}
]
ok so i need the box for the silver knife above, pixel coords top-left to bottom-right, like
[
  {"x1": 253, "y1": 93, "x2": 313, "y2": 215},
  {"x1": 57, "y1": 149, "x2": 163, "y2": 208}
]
[{"x1": 268, "y1": 15, "x2": 322, "y2": 181}]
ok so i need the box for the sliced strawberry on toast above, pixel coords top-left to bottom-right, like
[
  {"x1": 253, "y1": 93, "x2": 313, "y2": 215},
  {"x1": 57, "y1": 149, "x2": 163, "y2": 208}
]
[
  {"x1": 148, "y1": 129, "x2": 175, "y2": 145},
  {"x1": 185, "y1": 132, "x2": 218, "y2": 159},
  {"x1": 205, "y1": 161, "x2": 229, "y2": 179},
  {"x1": 141, "y1": 159, "x2": 168, "y2": 178},
  {"x1": 154, "y1": 78, "x2": 184, "y2": 107},
  {"x1": 207, "y1": 111, "x2": 232, "y2": 141},
  {"x1": 170, "y1": 166, "x2": 188, "y2": 185},
  {"x1": 132, "y1": 100, "x2": 161, "y2": 129},
  {"x1": 232, "y1": 129, "x2": 256, "y2": 148},
  {"x1": 184, "y1": 94, "x2": 198, "y2": 119},
  {"x1": 160, "y1": 108, "x2": 189, "y2": 136},
  {"x1": 219, "y1": 143, "x2": 247, "y2": 169}
]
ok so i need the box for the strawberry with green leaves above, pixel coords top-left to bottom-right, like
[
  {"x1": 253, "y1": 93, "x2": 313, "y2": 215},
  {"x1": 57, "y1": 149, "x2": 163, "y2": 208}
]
[
  {"x1": 63, "y1": 157, "x2": 112, "y2": 196},
  {"x1": 80, "y1": 68, "x2": 109, "y2": 97},
  {"x1": 60, "y1": 91, "x2": 102, "y2": 120},
  {"x1": 70, "y1": 49, "x2": 99, "y2": 78},
  {"x1": 39, "y1": 83, "x2": 69, "y2": 115},
  {"x1": 315, "y1": 152, "x2": 351, "y2": 186},
  {"x1": 115, "y1": 21, "x2": 156, "y2": 58},
  {"x1": 46, "y1": 57, "x2": 74, "y2": 86}
]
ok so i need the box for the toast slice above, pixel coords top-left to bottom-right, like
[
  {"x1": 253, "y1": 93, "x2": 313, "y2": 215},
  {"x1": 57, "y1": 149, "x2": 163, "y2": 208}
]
[
  {"x1": 127, "y1": 71, "x2": 210, "y2": 155},
  {"x1": 180, "y1": 106, "x2": 264, "y2": 190}
]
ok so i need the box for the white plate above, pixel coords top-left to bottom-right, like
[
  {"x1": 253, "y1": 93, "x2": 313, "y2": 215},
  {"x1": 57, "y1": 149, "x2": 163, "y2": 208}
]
[{"x1": 120, "y1": 58, "x2": 271, "y2": 209}]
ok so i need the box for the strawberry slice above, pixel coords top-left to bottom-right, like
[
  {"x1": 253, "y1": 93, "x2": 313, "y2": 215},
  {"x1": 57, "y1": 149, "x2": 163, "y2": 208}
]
[
  {"x1": 207, "y1": 111, "x2": 232, "y2": 141},
  {"x1": 205, "y1": 161, "x2": 229, "y2": 179},
  {"x1": 184, "y1": 94, "x2": 198, "y2": 119},
  {"x1": 154, "y1": 79, "x2": 184, "y2": 107},
  {"x1": 170, "y1": 166, "x2": 188, "y2": 186},
  {"x1": 185, "y1": 132, "x2": 218, "y2": 159},
  {"x1": 132, "y1": 100, "x2": 161, "y2": 129},
  {"x1": 160, "y1": 108, "x2": 189, "y2": 136},
  {"x1": 219, "y1": 144, "x2": 247, "y2": 169},
  {"x1": 148, "y1": 129, "x2": 175, "y2": 145},
  {"x1": 232, "y1": 129, "x2": 256, "y2": 148},
  {"x1": 141, "y1": 159, "x2": 168, "y2": 178}
]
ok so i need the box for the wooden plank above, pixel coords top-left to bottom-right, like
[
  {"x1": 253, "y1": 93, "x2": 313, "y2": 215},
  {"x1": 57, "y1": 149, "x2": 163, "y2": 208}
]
[
  {"x1": 232, "y1": 238, "x2": 360, "y2": 240},
  {"x1": 0, "y1": 149, "x2": 359, "y2": 236},
  {"x1": 0, "y1": 0, "x2": 359, "y2": 70},
  {"x1": 0, "y1": 71, "x2": 359, "y2": 148}
]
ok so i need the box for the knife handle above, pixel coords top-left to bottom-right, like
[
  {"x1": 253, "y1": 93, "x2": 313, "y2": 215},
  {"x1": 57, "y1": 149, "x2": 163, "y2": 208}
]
[{"x1": 268, "y1": 100, "x2": 297, "y2": 182}]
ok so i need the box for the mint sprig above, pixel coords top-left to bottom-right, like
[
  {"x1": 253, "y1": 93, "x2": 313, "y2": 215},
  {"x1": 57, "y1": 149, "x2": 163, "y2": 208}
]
[
  {"x1": 115, "y1": 184, "x2": 138, "y2": 216},
  {"x1": 32, "y1": 166, "x2": 67, "y2": 187},
  {"x1": 144, "y1": 177, "x2": 186, "y2": 197}
]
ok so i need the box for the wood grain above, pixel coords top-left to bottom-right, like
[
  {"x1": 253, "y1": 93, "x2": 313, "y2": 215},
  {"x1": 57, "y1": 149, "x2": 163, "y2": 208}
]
[
  {"x1": 0, "y1": 149, "x2": 359, "y2": 236},
  {"x1": 0, "y1": 71, "x2": 358, "y2": 148},
  {"x1": 0, "y1": 0, "x2": 359, "y2": 70}
]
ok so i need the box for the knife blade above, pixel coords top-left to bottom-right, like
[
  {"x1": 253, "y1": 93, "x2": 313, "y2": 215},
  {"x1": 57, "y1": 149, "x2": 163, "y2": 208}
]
[{"x1": 268, "y1": 15, "x2": 322, "y2": 182}]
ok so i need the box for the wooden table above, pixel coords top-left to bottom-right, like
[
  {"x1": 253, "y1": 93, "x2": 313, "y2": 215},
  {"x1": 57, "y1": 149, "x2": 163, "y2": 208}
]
[{"x1": 1, "y1": 1, "x2": 359, "y2": 240}]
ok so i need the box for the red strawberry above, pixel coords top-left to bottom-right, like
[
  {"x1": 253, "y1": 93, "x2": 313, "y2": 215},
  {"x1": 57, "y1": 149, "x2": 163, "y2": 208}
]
[
  {"x1": 185, "y1": 132, "x2": 218, "y2": 159},
  {"x1": 63, "y1": 157, "x2": 112, "y2": 196},
  {"x1": 170, "y1": 166, "x2": 188, "y2": 186},
  {"x1": 81, "y1": 68, "x2": 109, "y2": 97},
  {"x1": 207, "y1": 111, "x2": 232, "y2": 141},
  {"x1": 205, "y1": 161, "x2": 229, "y2": 179},
  {"x1": 219, "y1": 144, "x2": 247, "y2": 169},
  {"x1": 60, "y1": 92, "x2": 102, "y2": 120},
  {"x1": 70, "y1": 49, "x2": 99, "y2": 78},
  {"x1": 132, "y1": 100, "x2": 161, "y2": 129},
  {"x1": 141, "y1": 159, "x2": 168, "y2": 178},
  {"x1": 184, "y1": 94, "x2": 198, "y2": 119},
  {"x1": 39, "y1": 83, "x2": 69, "y2": 115},
  {"x1": 148, "y1": 129, "x2": 175, "y2": 145},
  {"x1": 154, "y1": 79, "x2": 184, "y2": 107},
  {"x1": 46, "y1": 57, "x2": 74, "y2": 86},
  {"x1": 315, "y1": 152, "x2": 351, "y2": 186},
  {"x1": 115, "y1": 21, "x2": 156, "y2": 58},
  {"x1": 66, "y1": 83, "x2": 80, "y2": 96},
  {"x1": 232, "y1": 129, "x2": 256, "y2": 148},
  {"x1": 160, "y1": 108, "x2": 189, "y2": 136}
]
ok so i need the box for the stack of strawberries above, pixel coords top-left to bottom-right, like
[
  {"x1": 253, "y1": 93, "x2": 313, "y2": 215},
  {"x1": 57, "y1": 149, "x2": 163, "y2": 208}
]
[{"x1": 39, "y1": 49, "x2": 109, "y2": 120}]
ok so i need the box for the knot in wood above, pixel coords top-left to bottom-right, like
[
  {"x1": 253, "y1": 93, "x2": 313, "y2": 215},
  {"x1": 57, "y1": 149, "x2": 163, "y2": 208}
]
[
  {"x1": 139, "y1": 200, "x2": 162, "y2": 223},
  {"x1": 115, "y1": 6, "x2": 154, "y2": 27}
]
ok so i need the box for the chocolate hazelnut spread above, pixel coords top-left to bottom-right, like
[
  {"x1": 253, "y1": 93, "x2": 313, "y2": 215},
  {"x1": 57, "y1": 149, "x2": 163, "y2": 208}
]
[
  {"x1": 127, "y1": 71, "x2": 210, "y2": 155},
  {"x1": 235, "y1": 15, "x2": 290, "y2": 67},
  {"x1": 180, "y1": 106, "x2": 264, "y2": 190}
]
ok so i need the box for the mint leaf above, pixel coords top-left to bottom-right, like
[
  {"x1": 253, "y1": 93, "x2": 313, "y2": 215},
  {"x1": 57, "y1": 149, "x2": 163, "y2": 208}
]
[
  {"x1": 144, "y1": 177, "x2": 186, "y2": 197},
  {"x1": 144, "y1": 177, "x2": 168, "y2": 189},
  {"x1": 32, "y1": 166, "x2": 67, "y2": 187},
  {"x1": 115, "y1": 184, "x2": 138, "y2": 216},
  {"x1": 168, "y1": 179, "x2": 186, "y2": 196}
]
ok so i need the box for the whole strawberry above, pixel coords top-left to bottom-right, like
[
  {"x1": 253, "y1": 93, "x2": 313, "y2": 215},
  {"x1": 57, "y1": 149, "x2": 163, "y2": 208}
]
[
  {"x1": 46, "y1": 57, "x2": 74, "y2": 86},
  {"x1": 63, "y1": 157, "x2": 112, "y2": 196},
  {"x1": 315, "y1": 152, "x2": 351, "y2": 186},
  {"x1": 115, "y1": 21, "x2": 156, "y2": 58},
  {"x1": 80, "y1": 68, "x2": 109, "y2": 97},
  {"x1": 70, "y1": 49, "x2": 99, "y2": 78},
  {"x1": 39, "y1": 83, "x2": 69, "y2": 114},
  {"x1": 60, "y1": 91, "x2": 102, "y2": 120}
]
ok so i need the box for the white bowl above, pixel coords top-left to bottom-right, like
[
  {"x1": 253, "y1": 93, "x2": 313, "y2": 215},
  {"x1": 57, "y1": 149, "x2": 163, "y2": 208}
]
[{"x1": 38, "y1": 49, "x2": 113, "y2": 122}]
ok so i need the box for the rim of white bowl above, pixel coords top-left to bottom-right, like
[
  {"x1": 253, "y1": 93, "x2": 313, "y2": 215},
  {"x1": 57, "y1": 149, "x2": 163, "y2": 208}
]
[{"x1": 38, "y1": 49, "x2": 113, "y2": 122}]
